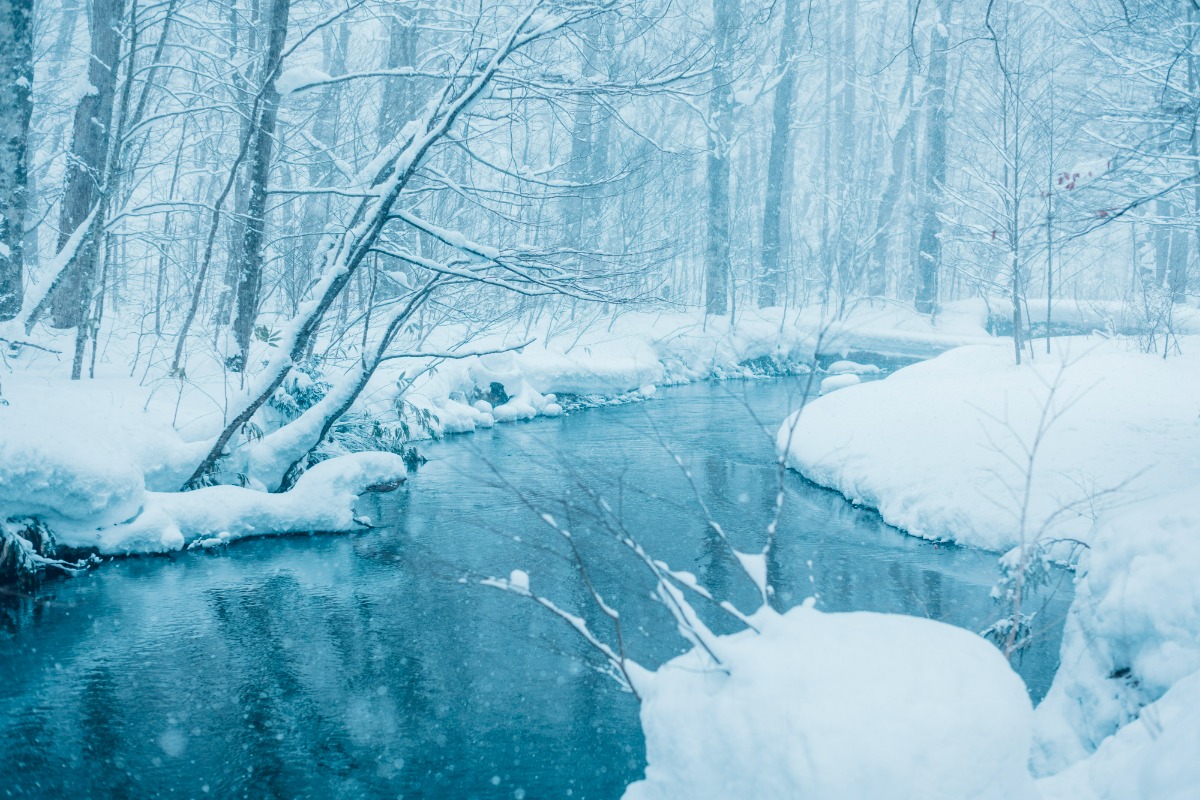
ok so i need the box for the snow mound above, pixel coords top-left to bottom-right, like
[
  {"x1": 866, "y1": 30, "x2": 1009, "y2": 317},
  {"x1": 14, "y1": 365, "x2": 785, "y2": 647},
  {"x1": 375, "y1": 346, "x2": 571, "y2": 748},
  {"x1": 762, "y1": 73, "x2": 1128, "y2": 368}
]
[
  {"x1": 776, "y1": 336, "x2": 1200, "y2": 783},
  {"x1": 819, "y1": 373, "x2": 861, "y2": 395},
  {"x1": 84, "y1": 452, "x2": 407, "y2": 554},
  {"x1": 1038, "y1": 668, "x2": 1200, "y2": 800},
  {"x1": 826, "y1": 359, "x2": 881, "y2": 375},
  {"x1": 0, "y1": 419, "x2": 145, "y2": 528},
  {"x1": 1033, "y1": 487, "x2": 1200, "y2": 773},
  {"x1": 624, "y1": 605, "x2": 1037, "y2": 800}
]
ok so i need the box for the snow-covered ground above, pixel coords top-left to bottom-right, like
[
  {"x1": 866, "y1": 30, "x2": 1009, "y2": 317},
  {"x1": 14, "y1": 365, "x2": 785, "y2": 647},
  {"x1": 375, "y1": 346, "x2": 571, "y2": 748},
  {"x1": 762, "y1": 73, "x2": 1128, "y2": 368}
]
[
  {"x1": 777, "y1": 335, "x2": 1200, "y2": 794},
  {"x1": 1, "y1": 301, "x2": 992, "y2": 559},
  {"x1": 625, "y1": 603, "x2": 1039, "y2": 800}
]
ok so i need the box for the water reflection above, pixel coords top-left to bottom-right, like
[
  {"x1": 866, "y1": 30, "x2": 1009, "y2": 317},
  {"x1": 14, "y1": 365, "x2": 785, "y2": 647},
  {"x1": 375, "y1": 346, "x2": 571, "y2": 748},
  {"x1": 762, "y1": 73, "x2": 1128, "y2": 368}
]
[{"x1": 0, "y1": 377, "x2": 1071, "y2": 799}]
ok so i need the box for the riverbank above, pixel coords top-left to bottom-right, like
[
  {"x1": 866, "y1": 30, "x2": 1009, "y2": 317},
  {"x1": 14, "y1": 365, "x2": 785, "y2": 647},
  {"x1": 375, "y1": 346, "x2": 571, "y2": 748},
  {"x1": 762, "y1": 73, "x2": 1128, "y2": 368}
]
[
  {"x1": 778, "y1": 335, "x2": 1200, "y2": 794},
  {"x1": 1, "y1": 301, "x2": 995, "y2": 564},
  {"x1": 0, "y1": 375, "x2": 1067, "y2": 800}
]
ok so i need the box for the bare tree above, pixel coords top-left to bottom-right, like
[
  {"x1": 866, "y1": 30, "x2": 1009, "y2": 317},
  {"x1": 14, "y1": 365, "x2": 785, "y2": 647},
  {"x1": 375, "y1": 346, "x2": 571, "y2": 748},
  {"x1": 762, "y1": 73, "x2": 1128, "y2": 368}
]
[
  {"x1": 46, "y1": 0, "x2": 125, "y2": 330},
  {"x1": 757, "y1": 0, "x2": 802, "y2": 309},
  {"x1": 0, "y1": 0, "x2": 33, "y2": 321},
  {"x1": 914, "y1": 0, "x2": 952, "y2": 315},
  {"x1": 705, "y1": 0, "x2": 738, "y2": 316}
]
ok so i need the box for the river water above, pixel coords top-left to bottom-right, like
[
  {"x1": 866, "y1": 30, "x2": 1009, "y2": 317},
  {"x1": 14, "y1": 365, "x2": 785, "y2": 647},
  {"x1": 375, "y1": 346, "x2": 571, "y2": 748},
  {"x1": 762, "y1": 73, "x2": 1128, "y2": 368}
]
[{"x1": 0, "y1": 376, "x2": 1071, "y2": 799}]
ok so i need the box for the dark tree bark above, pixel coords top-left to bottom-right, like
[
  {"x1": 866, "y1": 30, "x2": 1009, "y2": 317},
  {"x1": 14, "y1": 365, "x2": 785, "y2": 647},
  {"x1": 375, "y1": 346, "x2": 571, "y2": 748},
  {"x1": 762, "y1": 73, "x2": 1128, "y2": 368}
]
[
  {"x1": 757, "y1": 0, "x2": 800, "y2": 308},
  {"x1": 231, "y1": 0, "x2": 291, "y2": 365},
  {"x1": 833, "y1": 0, "x2": 858, "y2": 296},
  {"x1": 378, "y1": 7, "x2": 420, "y2": 141},
  {"x1": 705, "y1": 0, "x2": 738, "y2": 316},
  {"x1": 914, "y1": 0, "x2": 952, "y2": 314},
  {"x1": 868, "y1": 60, "x2": 915, "y2": 298},
  {"x1": 0, "y1": 0, "x2": 33, "y2": 321},
  {"x1": 48, "y1": 0, "x2": 124, "y2": 329}
]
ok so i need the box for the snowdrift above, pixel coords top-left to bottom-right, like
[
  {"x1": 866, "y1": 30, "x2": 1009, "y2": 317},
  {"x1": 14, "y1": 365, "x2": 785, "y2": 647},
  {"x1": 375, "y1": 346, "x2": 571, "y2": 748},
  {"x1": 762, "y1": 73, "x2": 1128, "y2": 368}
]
[
  {"x1": 624, "y1": 604, "x2": 1038, "y2": 800},
  {"x1": 2, "y1": 302, "x2": 992, "y2": 562},
  {"x1": 777, "y1": 335, "x2": 1200, "y2": 790}
]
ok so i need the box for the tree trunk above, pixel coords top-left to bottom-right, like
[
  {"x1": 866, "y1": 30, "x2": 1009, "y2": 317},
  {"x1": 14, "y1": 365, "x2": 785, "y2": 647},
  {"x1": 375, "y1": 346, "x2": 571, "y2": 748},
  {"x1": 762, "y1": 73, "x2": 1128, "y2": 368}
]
[
  {"x1": 914, "y1": 0, "x2": 952, "y2": 314},
  {"x1": 833, "y1": 0, "x2": 858, "y2": 297},
  {"x1": 757, "y1": 0, "x2": 800, "y2": 308},
  {"x1": 705, "y1": 0, "x2": 738, "y2": 316},
  {"x1": 292, "y1": 23, "x2": 349, "y2": 310},
  {"x1": 868, "y1": 58, "x2": 915, "y2": 299},
  {"x1": 183, "y1": 9, "x2": 547, "y2": 489},
  {"x1": 0, "y1": 0, "x2": 33, "y2": 321},
  {"x1": 378, "y1": 8, "x2": 420, "y2": 143},
  {"x1": 48, "y1": 0, "x2": 124, "y2": 329},
  {"x1": 232, "y1": 0, "x2": 291, "y2": 365}
]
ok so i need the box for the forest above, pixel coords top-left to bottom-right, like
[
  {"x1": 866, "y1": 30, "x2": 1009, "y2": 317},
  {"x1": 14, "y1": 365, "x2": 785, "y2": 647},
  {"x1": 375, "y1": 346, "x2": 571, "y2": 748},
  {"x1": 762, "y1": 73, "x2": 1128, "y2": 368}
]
[{"x1": 1, "y1": 0, "x2": 1199, "y2": 798}]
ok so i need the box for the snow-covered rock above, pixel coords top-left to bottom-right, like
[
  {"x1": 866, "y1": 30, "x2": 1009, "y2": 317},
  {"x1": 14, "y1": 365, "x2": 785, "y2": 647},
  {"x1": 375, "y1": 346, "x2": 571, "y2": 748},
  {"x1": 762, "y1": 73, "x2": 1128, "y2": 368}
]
[{"x1": 625, "y1": 605, "x2": 1038, "y2": 800}]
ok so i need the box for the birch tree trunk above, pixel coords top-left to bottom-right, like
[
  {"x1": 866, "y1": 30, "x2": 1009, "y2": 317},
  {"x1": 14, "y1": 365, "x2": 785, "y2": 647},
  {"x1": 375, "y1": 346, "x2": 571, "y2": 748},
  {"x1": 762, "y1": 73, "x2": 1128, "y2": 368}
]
[{"x1": 0, "y1": 0, "x2": 32, "y2": 321}]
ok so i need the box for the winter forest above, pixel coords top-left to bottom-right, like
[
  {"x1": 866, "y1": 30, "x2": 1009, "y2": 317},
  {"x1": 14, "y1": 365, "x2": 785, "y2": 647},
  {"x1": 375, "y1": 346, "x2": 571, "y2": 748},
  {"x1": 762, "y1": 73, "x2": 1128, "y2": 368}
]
[{"x1": 2, "y1": 0, "x2": 1200, "y2": 796}]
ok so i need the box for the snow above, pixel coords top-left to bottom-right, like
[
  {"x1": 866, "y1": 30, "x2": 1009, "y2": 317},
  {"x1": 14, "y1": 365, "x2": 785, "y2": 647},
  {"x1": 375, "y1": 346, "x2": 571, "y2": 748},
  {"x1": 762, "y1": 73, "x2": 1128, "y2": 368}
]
[
  {"x1": 509, "y1": 569, "x2": 530, "y2": 592},
  {"x1": 85, "y1": 452, "x2": 406, "y2": 554},
  {"x1": 1037, "y1": 669, "x2": 1200, "y2": 800},
  {"x1": 777, "y1": 335, "x2": 1200, "y2": 787},
  {"x1": 2, "y1": 300, "x2": 992, "y2": 562},
  {"x1": 624, "y1": 604, "x2": 1038, "y2": 800},
  {"x1": 1032, "y1": 486, "x2": 1200, "y2": 775},
  {"x1": 818, "y1": 373, "x2": 860, "y2": 394},
  {"x1": 276, "y1": 66, "x2": 332, "y2": 95},
  {"x1": 826, "y1": 359, "x2": 880, "y2": 375},
  {"x1": 387, "y1": 301, "x2": 992, "y2": 437},
  {"x1": 779, "y1": 337, "x2": 1200, "y2": 552}
]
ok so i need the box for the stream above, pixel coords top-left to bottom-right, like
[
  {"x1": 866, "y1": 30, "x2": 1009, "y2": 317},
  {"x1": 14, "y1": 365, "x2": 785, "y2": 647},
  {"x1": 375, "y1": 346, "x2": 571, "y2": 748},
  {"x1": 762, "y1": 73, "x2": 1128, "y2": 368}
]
[{"x1": 0, "y1": 375, "x2": 1072, "y2": 799}]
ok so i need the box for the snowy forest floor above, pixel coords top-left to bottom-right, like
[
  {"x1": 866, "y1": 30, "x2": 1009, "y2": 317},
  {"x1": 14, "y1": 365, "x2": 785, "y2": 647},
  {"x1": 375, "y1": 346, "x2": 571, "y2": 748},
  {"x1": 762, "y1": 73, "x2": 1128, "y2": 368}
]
[
  {"x1": 1, "y1": 298, "x2": 991, "y2": 559},
  {"x1": 6, "y1": 298, "x2": 1198, "y2": 798},
  {"x1": 779, "y1": 334, "x2": 1200, "y2": 797}
]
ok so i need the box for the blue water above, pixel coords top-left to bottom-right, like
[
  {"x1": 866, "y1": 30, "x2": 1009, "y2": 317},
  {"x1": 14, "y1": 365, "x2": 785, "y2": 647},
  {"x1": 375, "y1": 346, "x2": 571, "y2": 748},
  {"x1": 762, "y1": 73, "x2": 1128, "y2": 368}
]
[{"x1": 0, "y1": 377, "x2": 1071, "y2": 799}]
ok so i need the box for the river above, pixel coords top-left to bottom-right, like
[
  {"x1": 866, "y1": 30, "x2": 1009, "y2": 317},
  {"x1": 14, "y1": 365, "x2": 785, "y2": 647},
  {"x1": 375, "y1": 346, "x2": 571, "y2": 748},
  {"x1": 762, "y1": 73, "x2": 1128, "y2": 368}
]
[{"x1": 0, "y1": 375, "x2": 1071, "y2": 799}]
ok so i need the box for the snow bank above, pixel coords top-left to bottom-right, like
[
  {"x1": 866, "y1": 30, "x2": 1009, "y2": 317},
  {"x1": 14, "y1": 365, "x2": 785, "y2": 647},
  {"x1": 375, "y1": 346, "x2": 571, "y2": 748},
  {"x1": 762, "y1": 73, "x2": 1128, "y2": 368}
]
[
  {"x1": 819, "y1": 373, "x2": 860, "y2": 395},
  {"x1": 777, "y1": 336, "x2": 1200, "y2": 783},
  {"x1": 1038, "y1": 669, "x2": 1200, "y2": 800},
  {"x1": 0, "y1": 357, "x2": 405, "y2": 556},
  {"x1": 1032, "y1": 487, "x2": 1200, "y2": 773},
  {"x1": 987, "y1": 297, "x2": 1200, "y2": 337},
  {"x1": 779, "y1": 338, "x2": 1200, "y2": 552},
  {"x1": 383, "y1": 303, "x2": 993, "y2": 437},
  {"x1": 826, "y1": 359, "x2": 881, "y2": 375},
  {"x1": 79, "y1": 452, "x2": 406, "y2": 554},
  {"x1": 1, "y1": 301, "x2": 991, "y2": 561},
  {"x1": 625, "y1": 604, "x2": 1038, "y2": 800},
  {"x1": 0, "y1": 419, "x2": 145, "y2": 529}
]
